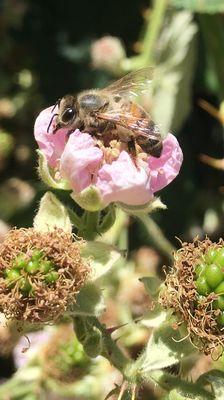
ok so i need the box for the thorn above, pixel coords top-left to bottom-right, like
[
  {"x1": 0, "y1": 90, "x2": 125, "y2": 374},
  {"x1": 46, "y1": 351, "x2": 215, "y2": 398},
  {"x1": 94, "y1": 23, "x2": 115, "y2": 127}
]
[{"x1": 106, "y1": 323, "x2": 128, "y2": 335}]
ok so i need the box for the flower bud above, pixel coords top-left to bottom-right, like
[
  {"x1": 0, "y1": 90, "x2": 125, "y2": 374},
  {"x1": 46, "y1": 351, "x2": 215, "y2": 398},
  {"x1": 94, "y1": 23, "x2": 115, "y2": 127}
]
[
  {"x1": 0, "y1": 228, "x2": 90, "y2": 323},
  {"x1": 82, "y1": 326, "x2": 103, "y2": 358},
  {"x1": 91, "y1": 36, "x2": 126, "y2": 74},
  {"x1": 159, "y1": 237, "x2": 224, "y2": 355}
]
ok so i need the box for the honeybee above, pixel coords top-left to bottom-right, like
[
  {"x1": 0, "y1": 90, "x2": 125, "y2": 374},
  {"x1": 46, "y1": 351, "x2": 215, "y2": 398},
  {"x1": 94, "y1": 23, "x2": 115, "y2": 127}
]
[{"x1": 49, "y1": 67, "x2": 163, "y2": 159}]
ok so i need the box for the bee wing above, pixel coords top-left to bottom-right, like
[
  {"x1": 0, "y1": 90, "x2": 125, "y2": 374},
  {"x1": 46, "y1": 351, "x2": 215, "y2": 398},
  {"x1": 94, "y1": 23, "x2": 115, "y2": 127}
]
[
  {"x1": 97, "y1": 110, "x2": 161, "y2": 140},
  {"x1": 102, "y1": 67, "x2": 154, "y2": 98}
]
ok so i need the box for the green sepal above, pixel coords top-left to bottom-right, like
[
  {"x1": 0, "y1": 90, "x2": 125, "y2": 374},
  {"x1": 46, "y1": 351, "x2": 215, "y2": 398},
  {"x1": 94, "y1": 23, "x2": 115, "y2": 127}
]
[
  {"x1": 33, "y1": 192, "x2": 72, "y2": 232},
  {"x1": 37, "y1": 150, "x2": 70, "y2": 190},
  {"x1": 71, "y1": 186, "x2": 104, "y2": 211},
  {"x1": 97, "y1": 204, "x2": 116, "y2": 234},
  {"x1": 140, "y1": 276, "x2": 162, "y2": 299},
  {"x1": 140, "y1": 304, "x2": 169, "y2": 328},
  {"x1": 72, "y1": 283, "x2": 105, "y2": 317},
  {"x1": 81, "y1": 241, "x2": 122, "y2": 281},
  {"x1": 117, "y1": 197, "x2": 166, "y2": 215}
]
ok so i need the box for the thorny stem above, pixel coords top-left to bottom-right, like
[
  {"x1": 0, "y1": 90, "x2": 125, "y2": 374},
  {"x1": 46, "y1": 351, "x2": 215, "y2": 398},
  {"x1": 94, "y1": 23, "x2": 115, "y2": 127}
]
[
  {"x1": 137, "y1": 214, "x2": 175, "y2": 262},
  {"x1": 89, "y1": 317, "x2": 132, "y2": 375}
]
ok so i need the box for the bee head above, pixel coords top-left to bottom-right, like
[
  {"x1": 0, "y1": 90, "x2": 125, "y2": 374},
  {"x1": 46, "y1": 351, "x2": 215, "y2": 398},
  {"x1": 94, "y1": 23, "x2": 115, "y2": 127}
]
[{"x1": 59, "y1": 95, "x2": 77, "y2": 126}]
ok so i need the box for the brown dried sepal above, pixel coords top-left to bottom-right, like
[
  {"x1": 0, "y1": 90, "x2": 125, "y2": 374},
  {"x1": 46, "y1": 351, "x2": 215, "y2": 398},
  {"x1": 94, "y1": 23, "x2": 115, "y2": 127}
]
[
  {"x1": 0, "y1": 228, "x2": 90, "y2": 323},
  {"x1": 159, "y1": 237, "x2": 224, "y2": 355}
]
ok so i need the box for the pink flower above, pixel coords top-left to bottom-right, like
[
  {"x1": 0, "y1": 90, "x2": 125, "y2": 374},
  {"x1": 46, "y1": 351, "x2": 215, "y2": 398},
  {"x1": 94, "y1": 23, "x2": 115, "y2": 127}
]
[
  {"x1": 96, "y1": 151, "x2": 153, "y2": 205},
  {"x1": 34, "y1": 106, "x2": 67, "y2": 168},
  {"x1": 34, "y1": 106, "x2": 183, "y2": 209},
  {"x1": 148, "y1": 133, "x2": 183, "y2": 193},
  {"x1": 60, "y1": 131, "x2": 103, "y2": 192}
]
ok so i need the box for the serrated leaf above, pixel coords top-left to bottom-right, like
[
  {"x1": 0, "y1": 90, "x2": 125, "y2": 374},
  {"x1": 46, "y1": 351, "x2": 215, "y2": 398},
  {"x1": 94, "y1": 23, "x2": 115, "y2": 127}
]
[
  {"x1": 148, "y1": 370, "x2": 213, "y2": 400},
  {"x1": 197, "y1": 370, "x2": 224, "y2": 400},
  {"x1": 135, "y1": 322, "x2": 194, "y2": 373},
  {"x1": 171, "y1": 0, "x2": 224, "y2": 14},
  {"x1": 81, "y1": 241, "x2": 122, "y2": 280}
]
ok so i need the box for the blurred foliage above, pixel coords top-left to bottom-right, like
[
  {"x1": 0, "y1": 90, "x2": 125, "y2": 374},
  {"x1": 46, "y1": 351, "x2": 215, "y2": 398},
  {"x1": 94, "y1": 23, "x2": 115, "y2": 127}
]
[{"x1": 0, "y1": 0, "x2": 223, "y2": 397}]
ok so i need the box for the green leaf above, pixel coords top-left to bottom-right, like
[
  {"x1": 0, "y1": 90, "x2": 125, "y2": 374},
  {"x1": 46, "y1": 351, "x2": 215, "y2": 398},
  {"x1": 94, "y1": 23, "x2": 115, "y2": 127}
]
[
  {"x1": 33, "y1": 192, "x2": 72, "y2": 232},
  {"x1": 149, "y1": 370, "x2": 213, "y2": 400},
  {"x1": 152, "y1": 11, "x2": 197, "y2": 133},
  {"x1": 72, "y1": 283, "x2": 105, "y2": 316},
  {"x1": 197, "y1": 369, "x2": 224, "y2": 399},
  {"x1": 81, "y1": 241, "x2": 122, "y2": 280},
  {"x1": 134, "y1": 322, "x2": 194, "y2": 374},
  {"x1": 140, "y1": 276, "x2": 162, "y2": 298},
  {"x1": 171, "y1": 0, "x2": 224, "y2": 14}
]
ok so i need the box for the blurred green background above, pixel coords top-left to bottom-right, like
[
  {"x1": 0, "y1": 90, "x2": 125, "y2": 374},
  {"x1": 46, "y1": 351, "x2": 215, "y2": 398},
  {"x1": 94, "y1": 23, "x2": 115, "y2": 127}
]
[
  {"x1": 0, "y1": 1, "x2": 224, "y2": 397},
  {"x1": 0, "y1": 0, "x2": 223, "y2": 248}
]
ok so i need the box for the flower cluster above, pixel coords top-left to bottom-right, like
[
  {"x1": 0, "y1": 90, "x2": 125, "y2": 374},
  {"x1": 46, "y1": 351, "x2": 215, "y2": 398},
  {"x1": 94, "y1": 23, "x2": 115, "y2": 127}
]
[
  {"x1": 34, "y1": 106, "x2": 183, "y2": 211},
  {"x1": 0, "y1": 228, "x2": 89, "y2": 323}
]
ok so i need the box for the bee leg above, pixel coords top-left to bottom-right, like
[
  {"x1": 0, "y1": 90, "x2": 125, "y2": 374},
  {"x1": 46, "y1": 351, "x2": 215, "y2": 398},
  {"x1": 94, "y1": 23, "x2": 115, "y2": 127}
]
[{"x1": 127, "y1": 138, "x2": 139, "y2": 169}]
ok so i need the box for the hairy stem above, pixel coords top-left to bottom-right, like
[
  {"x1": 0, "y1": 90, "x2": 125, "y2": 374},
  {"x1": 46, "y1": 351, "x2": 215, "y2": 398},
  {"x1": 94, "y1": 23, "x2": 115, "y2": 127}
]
[
  {"x1": 137, "y1": 214, "x2": 175, "y2": 262},
  {"x1": 122, "y1": 0, "x2": 168, "y2": 71}
]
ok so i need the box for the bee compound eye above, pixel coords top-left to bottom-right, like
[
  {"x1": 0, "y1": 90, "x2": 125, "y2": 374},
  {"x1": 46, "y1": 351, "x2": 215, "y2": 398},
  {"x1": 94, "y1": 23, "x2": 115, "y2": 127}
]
[{"x1": 61, "y1": 107, "x2": 75, "y2": 123}]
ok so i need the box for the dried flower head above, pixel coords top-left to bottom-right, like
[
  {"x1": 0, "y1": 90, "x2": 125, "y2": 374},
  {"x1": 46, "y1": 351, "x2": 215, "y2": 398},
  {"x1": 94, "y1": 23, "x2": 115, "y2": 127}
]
[
  {"x1": 0, "y1": 228, "x2": 89, "y2": 323},
  {"x1": 159, "y1": 237, "x2": 224, "y2": 355},
  {"x1": 40, "y1": 324, "x2": 89, "y2": 383}
]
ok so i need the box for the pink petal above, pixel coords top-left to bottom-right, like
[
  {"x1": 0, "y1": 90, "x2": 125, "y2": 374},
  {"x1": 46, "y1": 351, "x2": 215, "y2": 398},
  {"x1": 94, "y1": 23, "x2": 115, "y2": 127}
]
[
  {"x1": 96, "y1": 151, "x2": 153, "y2": 206},
  {"x1": 60, "y1": 131, "x2": 103, "y2": 193},
  {"x1": 34, "y1": 106, "x2": 68, "y2": 167},
  {"x1": 148, "y1": 133, "x2": 183, "y2": 193}
]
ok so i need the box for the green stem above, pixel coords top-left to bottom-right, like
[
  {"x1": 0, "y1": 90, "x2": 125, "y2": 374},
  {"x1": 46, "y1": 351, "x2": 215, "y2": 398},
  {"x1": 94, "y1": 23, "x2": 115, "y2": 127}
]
[
  {"x1": 74, "y1": 315, "x2": 131, "y2": 377},
  {"x1": 77, "y1": 211, "x2": 100, "y2": 240},
  {"x1": 90, "y1": 317, "x2": 131, "y2": 374},
  {"x1": 99, "y1": 209, "x2": 129, "y2": 245},
  {"x1": 122, "y1": 0, "x2": 167, "y2": 71},
  {"x1": 137, "y1": 214, "x2": 175, "y2": 262},
  {"x1": 141, "y1": 0, "x2": 168, "y2": 66},
  {"x1": 68, "y1": 208, "x2": 84, "y2": 230}
]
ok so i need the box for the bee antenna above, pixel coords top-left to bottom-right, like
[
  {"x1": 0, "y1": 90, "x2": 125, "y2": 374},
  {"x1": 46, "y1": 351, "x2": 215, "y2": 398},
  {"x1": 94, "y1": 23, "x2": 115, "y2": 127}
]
[
  {"x1": 47, "y1": 113, "x2": 58, "y2": 133},
  {"x1": 51, "y1": 98, "x2": 61, "y2": 113}
]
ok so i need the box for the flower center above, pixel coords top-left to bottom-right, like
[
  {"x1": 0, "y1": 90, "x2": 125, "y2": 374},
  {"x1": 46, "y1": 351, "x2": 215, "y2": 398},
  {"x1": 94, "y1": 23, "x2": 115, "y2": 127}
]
[
  {"x1": 95, "y1": 137, "x2": 148, "y2": 164},
  {"x1": 4, "y1": 249, "x2": 59, "y2": 295}
]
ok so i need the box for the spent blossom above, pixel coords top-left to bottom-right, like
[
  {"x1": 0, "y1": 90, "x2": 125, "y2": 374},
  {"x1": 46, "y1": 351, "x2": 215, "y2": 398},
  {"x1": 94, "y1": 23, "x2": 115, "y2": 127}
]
[{"x1": 34, "y1": 105, "x2": 183, "y2": 210}]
